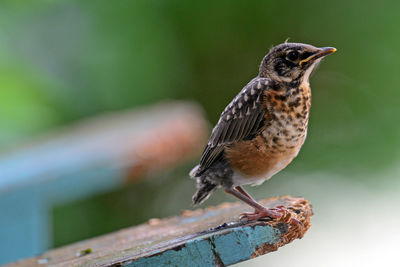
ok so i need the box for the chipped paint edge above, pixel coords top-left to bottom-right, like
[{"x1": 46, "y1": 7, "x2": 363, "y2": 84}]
[{"x1": 123, "y1": 223, "x2": 282, "y2": 267}]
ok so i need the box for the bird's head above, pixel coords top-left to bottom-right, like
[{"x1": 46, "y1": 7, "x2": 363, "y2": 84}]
[{"x1": 259, "y1": 42, "x2": 336, "y2": 83}]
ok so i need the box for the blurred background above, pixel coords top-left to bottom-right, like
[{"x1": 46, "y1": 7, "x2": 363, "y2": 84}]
[{"x1": 1, "y1": 0, "x2": 400, "y2": 266}]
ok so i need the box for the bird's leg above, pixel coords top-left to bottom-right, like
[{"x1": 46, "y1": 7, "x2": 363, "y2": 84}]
[
  {"x1": 224, "y1": 188, "x2": 282, "y2": 220},
  {"x1": 234, "y1": 186, "x2": 256, "y2": 202},
  {"x1": 235, "y1": 185, "x2": 283, "y2": 215},
  {"x1": 224, "y1": 187, "x2": 301, "y2": 225}
]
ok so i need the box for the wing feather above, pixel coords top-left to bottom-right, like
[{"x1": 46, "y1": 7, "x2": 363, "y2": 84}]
[{"x1": 195, "y1": 77, "x2": 271, "y2": 175}]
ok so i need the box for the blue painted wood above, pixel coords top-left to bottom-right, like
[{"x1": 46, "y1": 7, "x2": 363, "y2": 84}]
[
  {"x1": 6, "y1": 196, "x2": 311, "y2": 267},
  {"x1": 130, "y1": 223, "x2": 281, "y2": 267},
  {"x1": 0, "y1": 188, "x2": 48, "y2": 263},
  {"x1": 0, "y1": 152, "x2": 129, "y2": 265},
  {"x1": 0, "y1": 102, "x2": 207, "y2": 265}
]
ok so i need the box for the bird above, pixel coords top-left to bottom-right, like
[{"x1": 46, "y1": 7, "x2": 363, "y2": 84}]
[{"x1": 190, "y1": 42, "x2": 336, "y2": 221}]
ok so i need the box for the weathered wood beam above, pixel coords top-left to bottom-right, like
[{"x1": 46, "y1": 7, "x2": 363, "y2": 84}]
[{"x1": 6, "y1": 196, "x2": 313, "y2": 267}]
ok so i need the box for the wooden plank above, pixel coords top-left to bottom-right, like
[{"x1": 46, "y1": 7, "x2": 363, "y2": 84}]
[
  {"x1": 0, "y1": 101, "x2": 208, "y2": 265},
  {"x1": 6, "y1": 196, "x2": 313, "y2": 267}
]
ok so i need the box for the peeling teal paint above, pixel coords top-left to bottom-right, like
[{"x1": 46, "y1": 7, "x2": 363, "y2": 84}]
[
  {"x1": 127, "y1": 224, "x2": 281, "y2": 267},
  {"x1": 131, "y1": 239, "x2": 215, "y2": 267},
  {"x1": 211, "y1": 225, "x2": 280, "y2": 265}
]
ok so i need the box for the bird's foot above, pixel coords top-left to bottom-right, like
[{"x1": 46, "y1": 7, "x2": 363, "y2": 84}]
[
  {"x1": 239, "y1": 207, "x2": 283, "y2": 221},
  {"x1": 272, "y1": 205, "x2": 302, "y2": 225},
  {"x1": 239, "y1": 205, "x2": 302, "y2": 226}
]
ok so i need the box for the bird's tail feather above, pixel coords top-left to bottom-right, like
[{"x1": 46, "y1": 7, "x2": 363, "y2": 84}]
[
  {"x1": 192, "y1": 181, "x2": 217, "y2": 205},
  {"x1": 189, "y1": 164, "x2": 201, "y2": 178}
]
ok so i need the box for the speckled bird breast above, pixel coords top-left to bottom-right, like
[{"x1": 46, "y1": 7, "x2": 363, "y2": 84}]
[{"x1": 226, "y1": 82, "x2": 311, "y2": 186}]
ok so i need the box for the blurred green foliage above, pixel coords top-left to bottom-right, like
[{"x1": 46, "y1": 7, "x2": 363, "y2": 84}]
[{"x1": 1, "y1": 0, "x2": 400, "y2": 248}]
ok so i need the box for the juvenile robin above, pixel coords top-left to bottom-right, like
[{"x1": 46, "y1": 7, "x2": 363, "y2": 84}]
[{"x1": 190, "y1": 42, "x2": 336, "y2": 221}]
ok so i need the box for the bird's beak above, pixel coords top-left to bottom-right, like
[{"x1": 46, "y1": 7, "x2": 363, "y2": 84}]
[{"x1": 299, "y1": 47, "x2": 337, "y2": 66}]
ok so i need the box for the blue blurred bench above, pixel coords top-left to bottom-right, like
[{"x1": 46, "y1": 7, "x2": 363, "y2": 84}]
[{"x1": 0, "y1": 101, "x2": 208, "y2": 265}]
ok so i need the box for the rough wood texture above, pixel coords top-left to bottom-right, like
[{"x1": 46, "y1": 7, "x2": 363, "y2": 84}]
[{"x1": 7, "y1": 196, "x2": 313, "y2": 267}]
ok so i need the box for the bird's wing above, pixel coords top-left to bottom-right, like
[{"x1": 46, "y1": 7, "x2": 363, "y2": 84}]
[{"x1": 197, "y1": 77, "x2": 271, "y2": 175}]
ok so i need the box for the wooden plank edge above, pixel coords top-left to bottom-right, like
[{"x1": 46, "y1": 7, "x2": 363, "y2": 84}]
[
  {"x1": 4, "y1": 196, "x2": 312, "y2": 267},
  {"x1": 110, "y1": 197, "x2": 312, "y2": 267}
]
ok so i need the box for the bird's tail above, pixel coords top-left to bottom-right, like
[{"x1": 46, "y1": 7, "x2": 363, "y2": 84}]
[
  {"x1": 189, "y1": 164, "x2": 201, "y2": 178},
  {"x1": 190, "y1": 164, "x2": 217, "y2": 205},
  {"x1": 192, "y1": 180, "x2": 217, "y2": 205}
]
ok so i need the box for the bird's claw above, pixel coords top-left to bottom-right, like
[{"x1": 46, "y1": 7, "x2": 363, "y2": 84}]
[
  {"x1": 239, "y1": 206, "x2": 303, "y2": 228},
  {"x1": 269, "y1": 205, "x2": 286, "y2": 213},
  {"x1": 239, "y1": 208, "x2": 282, "y2": 222},
  {"x1": 289, "y1": 217, "x2": 303, "y2": 226}
]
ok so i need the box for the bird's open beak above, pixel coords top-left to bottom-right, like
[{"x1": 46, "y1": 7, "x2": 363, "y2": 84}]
[{"x1": 299, "y1": 47, "x2": 337, "y2": 66}]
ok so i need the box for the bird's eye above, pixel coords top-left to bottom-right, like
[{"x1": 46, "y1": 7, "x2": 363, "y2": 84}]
[{"x1": 287, "y1": 51, "x2": 299, "y2": 61}]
